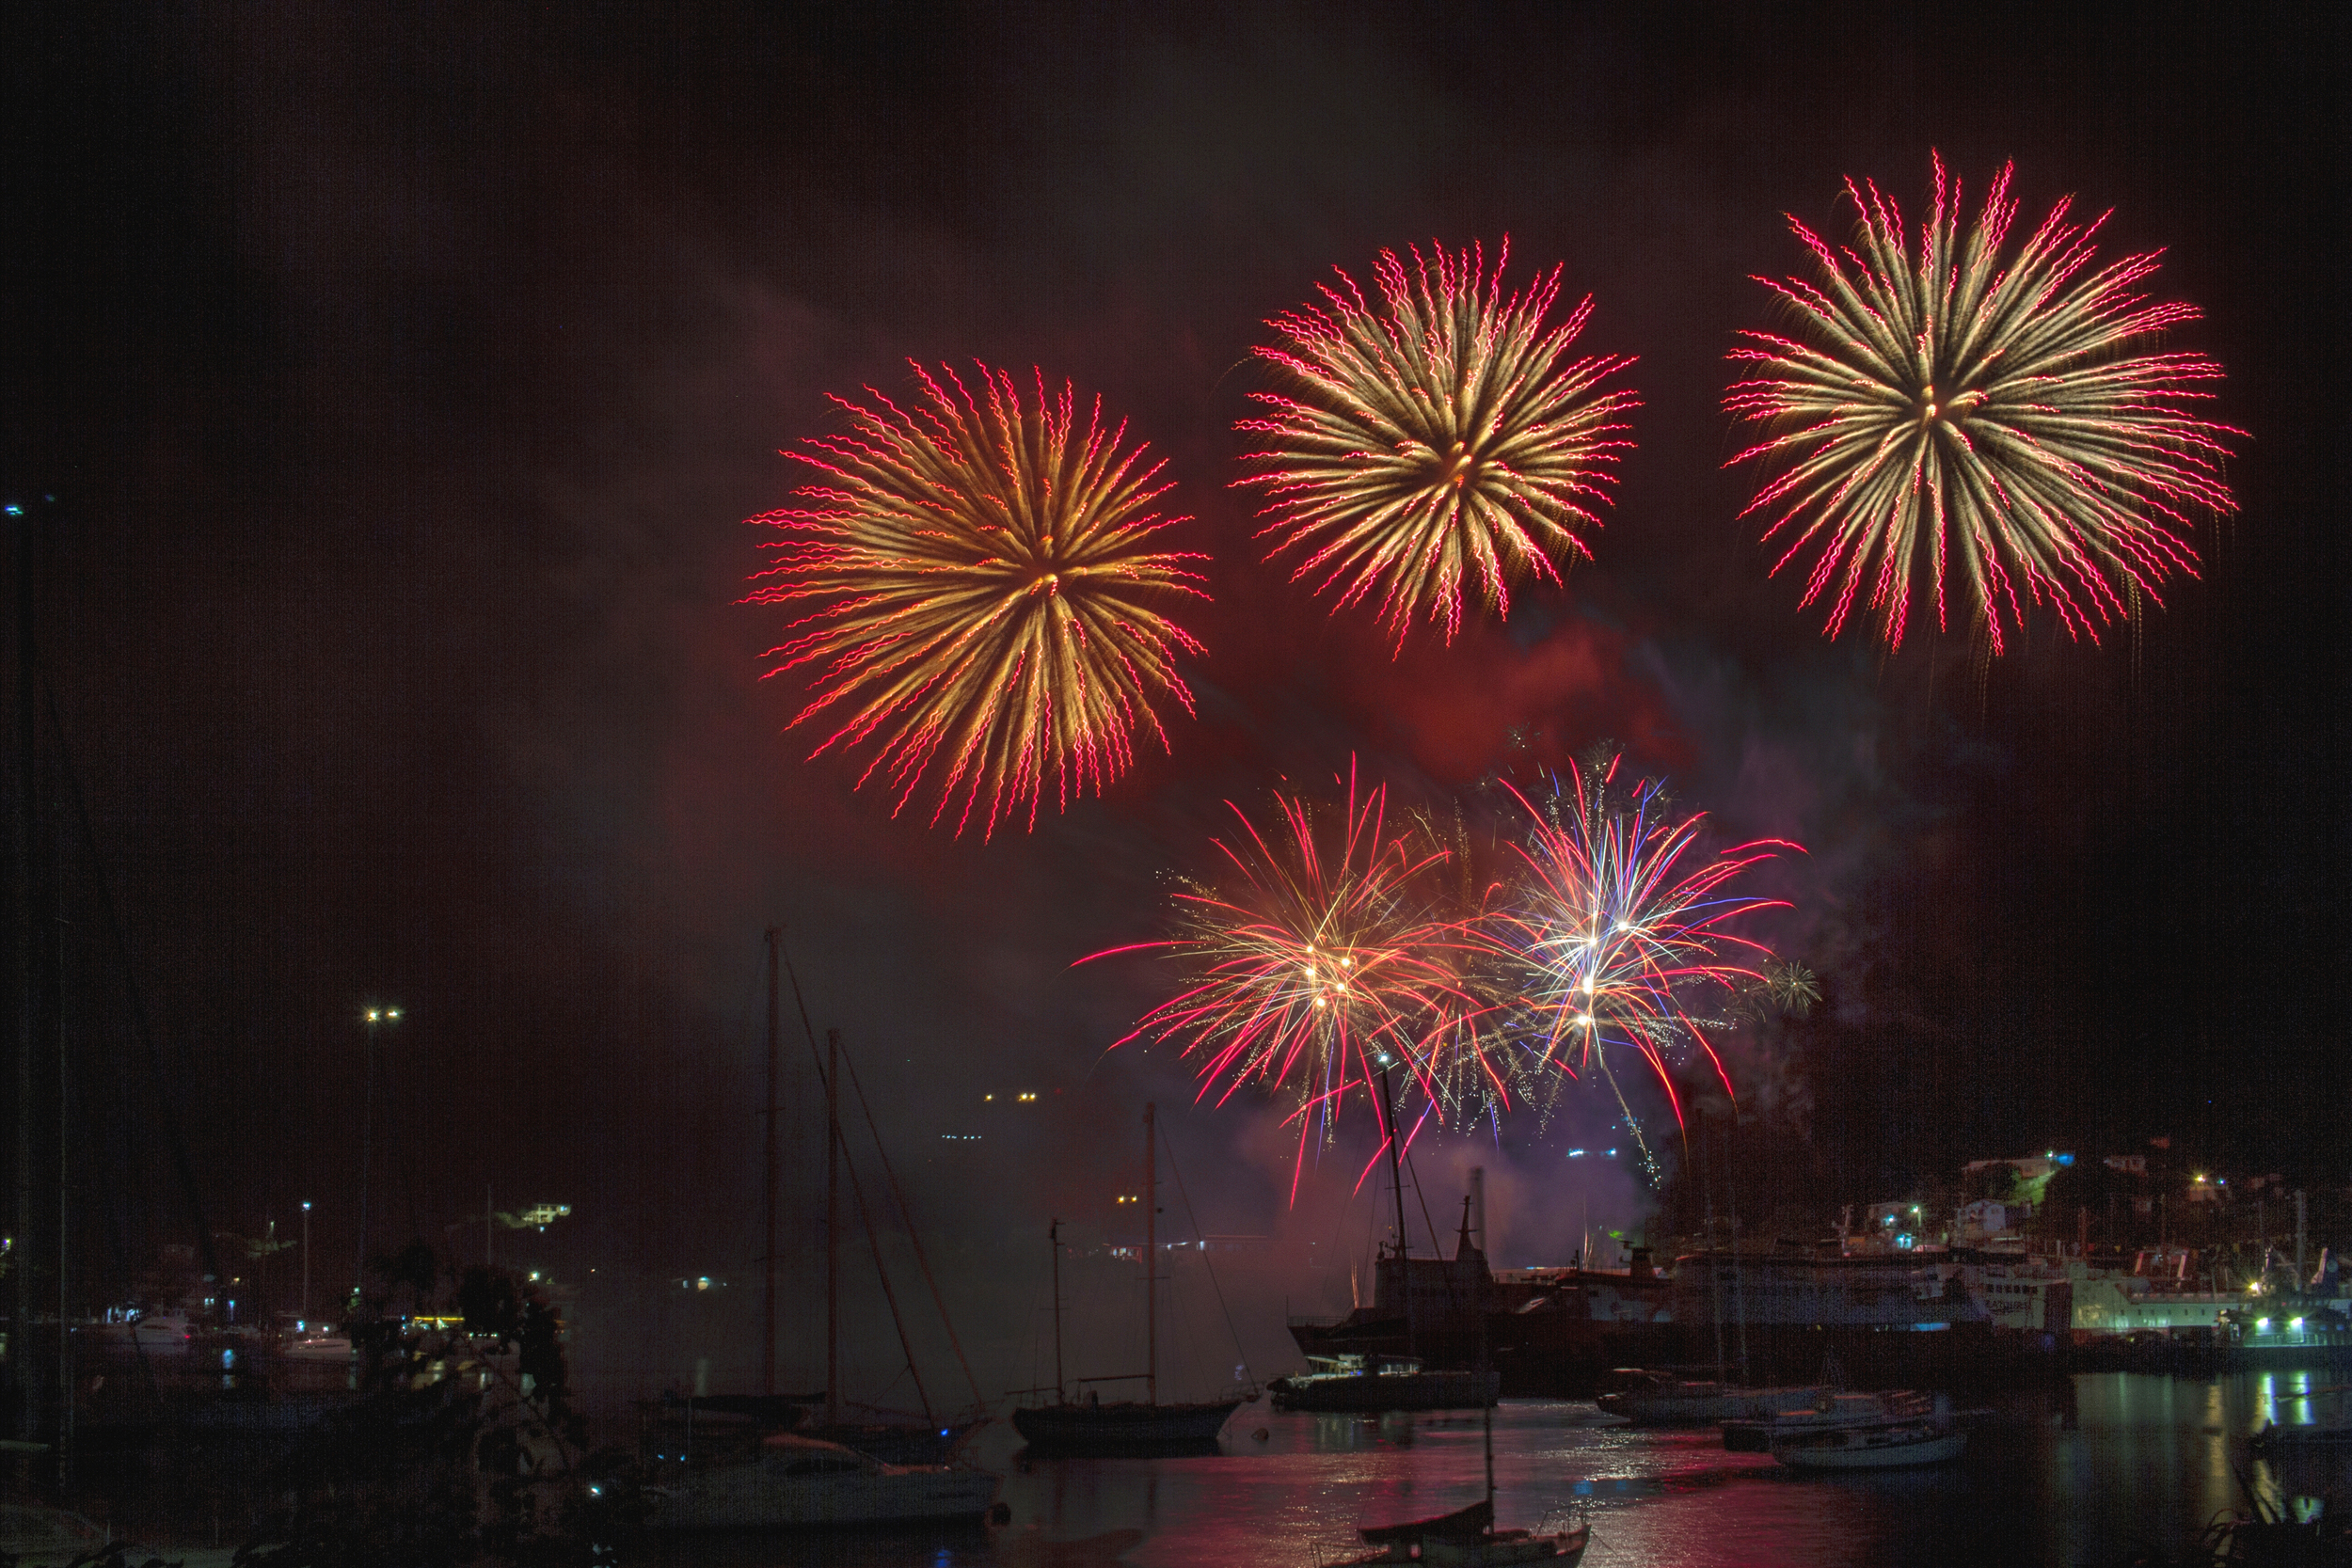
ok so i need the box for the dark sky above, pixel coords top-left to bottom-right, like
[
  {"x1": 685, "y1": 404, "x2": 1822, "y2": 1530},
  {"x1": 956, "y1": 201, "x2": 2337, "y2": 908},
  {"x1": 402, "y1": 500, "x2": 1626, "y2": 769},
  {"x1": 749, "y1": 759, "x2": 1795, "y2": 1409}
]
[{"x1": 4, "y1": 2, "x2": 2344, "y2": 1394}]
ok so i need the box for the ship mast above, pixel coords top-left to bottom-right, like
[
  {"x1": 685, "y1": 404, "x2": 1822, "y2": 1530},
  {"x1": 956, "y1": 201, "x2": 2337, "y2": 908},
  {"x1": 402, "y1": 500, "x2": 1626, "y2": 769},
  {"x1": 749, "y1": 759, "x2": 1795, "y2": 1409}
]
[
  {"x1": 1375, "y1": 1058, "x2": 1411, "y2": 1354},
  {"x1": 762, "y1": 927, "x2": 779, "y2": 1397},
  {"x1": 1049, "y1": 1217, "x2": 1065, "y2": 1402},
  {"x1": 825, "y1": 1025, "x2": 841, "y2": 1425},
  {"x1": 1145, "y1": 1101, "x2": 1157, "y2": 1407}
]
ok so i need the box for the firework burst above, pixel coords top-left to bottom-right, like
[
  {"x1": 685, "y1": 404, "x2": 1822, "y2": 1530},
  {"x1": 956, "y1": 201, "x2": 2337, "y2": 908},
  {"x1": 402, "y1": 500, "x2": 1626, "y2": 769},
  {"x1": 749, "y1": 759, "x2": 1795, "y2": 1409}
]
[
  {"x1": 1238, "y1": 240, "x2": 1638, "y2": 645},
  {"x1": 1088, "y1": 767, "x2": 1500, "y2": 1194},
  {"x1": 747, "y1": 362, "x2": 1209, "y2": 837},
  {"x1": 1486, "y1": 754, "x2": 1795, "y2": 1179},
  {"x1": 1727, "y1": 153, "x2": 2240, "y2": 653}
]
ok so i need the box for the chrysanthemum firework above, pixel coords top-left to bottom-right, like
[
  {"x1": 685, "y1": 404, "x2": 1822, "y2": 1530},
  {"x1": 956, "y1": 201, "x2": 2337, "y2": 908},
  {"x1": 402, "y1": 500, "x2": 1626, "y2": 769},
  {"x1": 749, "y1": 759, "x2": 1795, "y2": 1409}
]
[
  {"x1": 1727, "y1": 154, "x2": 2240, "y2": 653},
  {"x1": 747, "y1": 362, "x2": 1208, "y2": 837},
  {"x1": 1238, "y1": 240, "x2": 1638, "y2": 645},
  {"x1": 1485, "y1": 754, "x2": 1795, "y2": 1180},
  {"x1": 1087, "y1": 767, "x2": 1500, "y2": 1195}
]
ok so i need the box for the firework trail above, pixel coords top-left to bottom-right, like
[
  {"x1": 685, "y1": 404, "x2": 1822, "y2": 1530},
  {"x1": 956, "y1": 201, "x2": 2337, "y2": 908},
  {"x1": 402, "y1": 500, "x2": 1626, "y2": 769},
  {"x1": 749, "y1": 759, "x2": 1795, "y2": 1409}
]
[
  {"x1": 1727, "y1": 153, "x2": 2240, "y2": 653},
  {"x1": 1086, "y1": 765, "x2": 1501, "y2": 1196},
  {"x1": 1485, "y1": 753, "x2": 1796, "y2": 1180},
  {"x1": 747, "y1": 362, "x2": 1209, "y2": 837},
  {"x1": 1238, "y1": 240, "x2": 1638, "y2": 646}
]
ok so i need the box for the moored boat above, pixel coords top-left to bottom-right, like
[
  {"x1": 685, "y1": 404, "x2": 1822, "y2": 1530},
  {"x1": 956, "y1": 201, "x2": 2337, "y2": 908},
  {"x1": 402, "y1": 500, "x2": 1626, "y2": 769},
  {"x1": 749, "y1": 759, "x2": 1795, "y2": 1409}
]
[
  {"x1": 1726, "y1": 1389, "x2": 1967, "y2": 1470},
  {"x1": 1330, "y1": 1497, "x2": 1590, "y2": 1565},
  {"x1": 1268, "y1": 1354, "x2": 1500, "y2": 1413},
  {"x1": 1011, "y1": 1394, "x2": 1244, "y2": 1453},
  {"x1": 1596, "y1": 1368, "x2": 1831, "y2": 1426},
  {"x1": 1011, "y1": 1104, "x2": 1252, "y2": 1457},
  {"x1": 642, "y1": 1431, "x2": 999, "y2": 1529}
]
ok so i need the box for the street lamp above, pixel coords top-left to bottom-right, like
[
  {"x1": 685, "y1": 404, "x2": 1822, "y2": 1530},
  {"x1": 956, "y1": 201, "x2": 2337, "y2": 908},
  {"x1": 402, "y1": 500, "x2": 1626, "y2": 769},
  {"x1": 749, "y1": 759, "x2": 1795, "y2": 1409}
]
[
  {"x1": 300, "y1": 1201, "x2": 311, "y2": 1324},
  {"x1": 354, "y1": 1006, "x2": 401, "y2": 1307}
]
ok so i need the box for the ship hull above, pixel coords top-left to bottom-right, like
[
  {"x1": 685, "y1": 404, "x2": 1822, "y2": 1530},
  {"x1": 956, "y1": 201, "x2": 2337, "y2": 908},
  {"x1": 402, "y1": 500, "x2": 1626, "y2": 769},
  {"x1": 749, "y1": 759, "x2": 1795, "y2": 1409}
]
[
  {"x1": 1269, "y1": 1368, "x2": 1500, "y2": 1412},
  {"x1": 1010, "y1": 1399, "x2": 1242, "y2": 1454}
]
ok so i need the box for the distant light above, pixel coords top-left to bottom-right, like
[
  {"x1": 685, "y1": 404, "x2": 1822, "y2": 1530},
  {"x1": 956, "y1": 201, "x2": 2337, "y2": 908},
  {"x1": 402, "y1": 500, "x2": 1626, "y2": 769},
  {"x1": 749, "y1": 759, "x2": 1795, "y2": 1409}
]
[
  {"x1": 2258, "y1": 1317, "x2": 2271, "y2": 1331},
  {"x1": 2291, "y1": 1317, "x2": 2306, "y2": 1330},
  {"x1": 1566, "y1": 1149, "x2": 1585, "y2": 1158},
  {"x1": 940, "y1": 1428, "x2": 950, "y2": 1438},
  {"x1": 302, "y1": 1201, "x2": 311, "y2": 1212},
  {"x1": 1606, "y1": 1148, "x2": 1616, "y2": 1157},
  {"x1": 2, "y1": 506, "x2": 19, "y2": 517}
]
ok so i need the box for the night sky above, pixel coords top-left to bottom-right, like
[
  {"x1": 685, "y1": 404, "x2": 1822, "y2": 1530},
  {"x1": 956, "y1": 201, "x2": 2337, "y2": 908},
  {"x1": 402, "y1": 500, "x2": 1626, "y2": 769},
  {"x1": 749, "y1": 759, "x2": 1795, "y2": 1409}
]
[{"x1": 5, "y1": 3, "x2": 2344, "y2": 1395}]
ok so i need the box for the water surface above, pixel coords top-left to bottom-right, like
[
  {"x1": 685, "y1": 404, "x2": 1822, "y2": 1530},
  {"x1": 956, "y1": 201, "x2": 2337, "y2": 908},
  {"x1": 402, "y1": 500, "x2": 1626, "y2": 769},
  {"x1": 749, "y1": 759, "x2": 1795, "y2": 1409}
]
[{"x1": 622, "y1": 1370, "x2": 2352, "y2": 1567}]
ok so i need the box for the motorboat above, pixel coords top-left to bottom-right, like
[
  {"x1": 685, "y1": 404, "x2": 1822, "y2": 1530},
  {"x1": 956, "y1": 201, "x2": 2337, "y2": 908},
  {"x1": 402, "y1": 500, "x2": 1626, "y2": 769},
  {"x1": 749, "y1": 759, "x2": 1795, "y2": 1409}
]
[
  {"x1": 1724, "y1": 1389, "x2": 1966, "y2": 1470},
  {"x1": 0, "y1": 1505, "x2": 122, "y2": 1568},
  {"x1": 0, "y1": 1503, "x2": 240, "y2": 1568},
  {"x1": 1595, "y1": 1368, "x2": 1829, "y2": 1426},
  {"x1": 92, "y1": 1308, "x2": 196, "y2": 1353},
  {"x1": 642, "y1": 1431, "x2": 998, "y2": 1529},
  {"x1": 1269, "y1": 1354, "x2": 1500, "y2": 1414},
  {"x1": 278, "y1": 1331, "x2": 356, "y2": 1362},
  {"x1": 1336, "y1": 1487, "x2": 1589, "y2": 1563}
]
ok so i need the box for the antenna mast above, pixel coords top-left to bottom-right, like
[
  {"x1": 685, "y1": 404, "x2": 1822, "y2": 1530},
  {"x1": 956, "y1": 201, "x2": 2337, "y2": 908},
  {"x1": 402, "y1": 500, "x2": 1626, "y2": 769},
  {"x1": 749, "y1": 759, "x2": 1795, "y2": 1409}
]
[
  {"x1": 762, "y1": 927, "x2": 780, "y2": 1396},
  {"x1": 1145, "y1": 1102, "x2": 1157, "y2": 1407}
]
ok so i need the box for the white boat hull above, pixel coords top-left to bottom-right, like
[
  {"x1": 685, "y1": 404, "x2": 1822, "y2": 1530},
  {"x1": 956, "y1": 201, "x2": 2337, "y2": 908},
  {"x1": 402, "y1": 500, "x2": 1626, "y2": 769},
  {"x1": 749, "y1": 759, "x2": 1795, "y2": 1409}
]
[
  {"x1": 1597, "y1": 1382, "x2": 1829, "y2": 1426},
  {"x1": 646, "y1": 1461, "x2": 998, "y2": 1528},
  {"x1": 1773, "y1": 1427, "x2": 1967, "y2": 1469}
]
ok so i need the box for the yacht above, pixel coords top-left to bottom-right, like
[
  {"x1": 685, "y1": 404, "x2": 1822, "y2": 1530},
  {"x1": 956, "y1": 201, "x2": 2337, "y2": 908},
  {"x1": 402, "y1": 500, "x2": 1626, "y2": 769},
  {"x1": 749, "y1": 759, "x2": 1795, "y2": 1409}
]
[
  {"x1": 642, "y1": 1432, "x2": 998, "y2": 1529},
  {"x1": 1268, "y1": 1354, "x2": 1499, "y2": 1413}
]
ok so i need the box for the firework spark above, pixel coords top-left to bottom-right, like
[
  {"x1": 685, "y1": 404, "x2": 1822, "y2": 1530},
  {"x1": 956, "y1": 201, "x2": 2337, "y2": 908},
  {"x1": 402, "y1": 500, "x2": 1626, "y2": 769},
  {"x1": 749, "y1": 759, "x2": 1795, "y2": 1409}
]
[
  {"x1": 1486, "y1": 754, "x2": 1795, "y2": 1178},
  {"x1": 1727, "y1": 153, "x2": 2240, "y2": 652},
  {"x1": 1087, "y1": 767, "x2": 1498, "y2": 1194},
  {"x1": 1238, "y1": 240, "x2": 1638, "y2": 646},
  {"x1": 747, "y1": 362, "x2": 1209, "y2": 836}
]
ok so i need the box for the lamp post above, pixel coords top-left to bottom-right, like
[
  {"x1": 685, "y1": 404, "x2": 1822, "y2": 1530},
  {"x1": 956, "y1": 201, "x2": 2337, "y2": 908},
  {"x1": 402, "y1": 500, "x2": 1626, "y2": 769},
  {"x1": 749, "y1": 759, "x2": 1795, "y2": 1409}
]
[
  {"x1": 353, "y1": 1006, "x2": 400, "y2": 1307},
  {"x1": 300, "y1": 1201, "x2": 311, "y2": 1324}
]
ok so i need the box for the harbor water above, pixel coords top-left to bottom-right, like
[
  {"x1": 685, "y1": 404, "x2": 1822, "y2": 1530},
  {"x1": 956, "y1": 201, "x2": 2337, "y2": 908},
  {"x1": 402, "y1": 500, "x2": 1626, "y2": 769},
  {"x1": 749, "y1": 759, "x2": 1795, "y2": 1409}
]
[{"x1": 620, "y1": 1369, "x2": 2352, "y2": 1567}]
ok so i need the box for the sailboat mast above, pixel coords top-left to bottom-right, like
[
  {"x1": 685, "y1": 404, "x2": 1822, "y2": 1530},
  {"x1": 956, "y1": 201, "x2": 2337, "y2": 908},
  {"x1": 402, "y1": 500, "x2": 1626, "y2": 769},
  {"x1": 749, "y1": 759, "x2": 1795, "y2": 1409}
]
[
  {"x1": 1049, "y1": 1217, "x2": 1065, "y2": 1402},
  {"x1": 762, "y1": 927, "x2": 780, "y2": 1397},
  {"x1": 1376, "y1": 1063, "x2": 1411, "y2": 1354},
  {"x1": 825, "y1": 1026, "x2": 841, "y2": 1426},
  {"x1": 1377, "y1": 1065, "x2": 1408, "y2": 1260},
  {"x1": 13, "y1": 508, "x2": 35, "y2": 1446},
  {"x1": 1144, "y1": 1101, "x2": 1156, "y2": 1407}
]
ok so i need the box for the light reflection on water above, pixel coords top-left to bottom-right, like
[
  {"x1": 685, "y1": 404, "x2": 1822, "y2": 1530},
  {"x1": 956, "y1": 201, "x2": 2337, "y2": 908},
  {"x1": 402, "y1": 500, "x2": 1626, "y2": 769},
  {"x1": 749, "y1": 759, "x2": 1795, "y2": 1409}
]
[{"x1": 623, "y1": 1372, "x2": 2352, "y2": 1567}]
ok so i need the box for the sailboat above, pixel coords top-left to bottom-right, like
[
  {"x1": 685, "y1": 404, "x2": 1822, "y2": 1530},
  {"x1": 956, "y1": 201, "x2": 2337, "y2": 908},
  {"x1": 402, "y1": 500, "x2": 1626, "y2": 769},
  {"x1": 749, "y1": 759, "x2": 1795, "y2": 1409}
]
[
  {"x1": 640, "y1": 937, "x2": 1000, "y2": 1529},
  {"x1": 1329, "y1": 1072, "x2": 1583, "y2": 1566},
  {"x1": 1332, "y1": 1304, "x2": 1585, "y2": 1561},
  {"x1": 1011, "y1": 1104, "x2": 1248, "y2": 1455}
]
